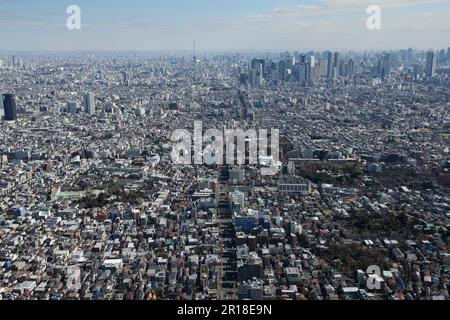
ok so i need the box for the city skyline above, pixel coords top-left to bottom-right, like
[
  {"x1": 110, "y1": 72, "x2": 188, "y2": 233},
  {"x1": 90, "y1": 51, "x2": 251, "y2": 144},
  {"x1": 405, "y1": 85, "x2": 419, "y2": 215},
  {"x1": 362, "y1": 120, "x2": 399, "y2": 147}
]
[{"x1": 1, "y1": 0, "x2": 450, "y2": 51}]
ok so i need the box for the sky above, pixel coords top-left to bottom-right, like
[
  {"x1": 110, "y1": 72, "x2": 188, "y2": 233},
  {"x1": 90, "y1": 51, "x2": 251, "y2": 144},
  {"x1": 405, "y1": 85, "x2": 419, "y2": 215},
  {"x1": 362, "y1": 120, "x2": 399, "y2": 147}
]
[{"x1": 0, "y1": 0, "x2": 450, "y2": 51}]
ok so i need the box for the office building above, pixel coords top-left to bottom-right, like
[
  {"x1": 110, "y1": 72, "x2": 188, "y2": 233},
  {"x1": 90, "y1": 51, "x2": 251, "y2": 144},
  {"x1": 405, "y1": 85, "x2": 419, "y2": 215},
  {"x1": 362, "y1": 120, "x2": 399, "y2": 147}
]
[
  {"x1": 348, "y1": 59, "x2": 355, "y2": 78},
  {"x1": 250, "y1": 58, "x2": 265, "y2": 87},
  {"x1": 67, "y1": 102, "x2": 78, "y2": 114},
  {"x1": 0, "y1": 93, "x2": 4, "y2": 119},
  {"x1": 193, "y1": 41, "x2": 197, "y2": 63},
  {"x1": 333, "y1": 52, "x2": 340, "y2": 78},
  {"x1": 83, "y1": 92, "x2": 96, "y2": 115},
  {"x1": 308, "y1": 55, "x2": 316, "y2": 68},
  {"x1": 413, "y1": 64, "x2": 424, "y2": 79},
  {"x1": 378, "y1": 52, "x2": 391, "y2": 77},
  {"x1": 426, "y1": 50, "x2": 436, "y2": 78},
  {"x1": 122, "y1": 71, "x2": 131, "y2": 85},
  {"x1": 3, "y1": 93, "x2": 18, "y2": 121},
  {"x1": 326, "y1": 51, "x2": 333, "y2": 78},
  {"x1": 278, "y1": 60, "x2": 287, "y2": 81},
  {"x1": 251, "y1": 58, "x2": 265, "y2": 72},
  {"x1": 298, "y1": 63, "x2": 311, "y2": 83},
  {"x1": 318, "y1": 59, "x2": 328, "y2": 77}
]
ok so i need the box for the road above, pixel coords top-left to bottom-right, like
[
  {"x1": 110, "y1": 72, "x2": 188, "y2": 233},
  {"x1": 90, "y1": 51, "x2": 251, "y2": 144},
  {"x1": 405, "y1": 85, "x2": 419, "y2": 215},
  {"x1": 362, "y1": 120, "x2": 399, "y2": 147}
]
[{"x1": 216, "y1": 165, "x2": 237, "y2": 300}]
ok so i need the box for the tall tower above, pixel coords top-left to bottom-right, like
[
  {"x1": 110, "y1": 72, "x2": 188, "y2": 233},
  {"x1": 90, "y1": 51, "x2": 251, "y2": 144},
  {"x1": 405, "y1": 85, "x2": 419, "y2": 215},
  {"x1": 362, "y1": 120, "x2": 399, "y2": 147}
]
[
  {"x1": 333, "y1": 52, "x2": 339, "y2": 78},
  {"x1": 348, "y1": 59, "x2": 355, "y2": 79},
  {"x1": 326, "y1": 51, "x2": 333, "y2": 79},
  {"x1": 193, "y1": 41, "x2": 197, "y2": 63},
  {"x1": 250, "y1": 58, "x2": 265, "y2": 87},
  {"x1": 83, "y1": 92, "x2": 96, "y2": 115},
  {"x1": 3, "y1": 94, "x2": 18, "y2": 121},
  {"x1": 426, "y1": 50, "x2": 436, "y2": 78},
  {"x1": 0, "y1": 93, "x2": 4, "y2": 119}
]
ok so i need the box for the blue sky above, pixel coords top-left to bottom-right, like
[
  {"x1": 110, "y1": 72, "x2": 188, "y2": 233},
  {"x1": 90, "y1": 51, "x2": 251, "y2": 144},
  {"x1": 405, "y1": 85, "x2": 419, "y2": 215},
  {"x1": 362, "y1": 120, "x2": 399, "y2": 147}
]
[{"x1": 0, "y1": 0, "x2": 449, "y2": 51}]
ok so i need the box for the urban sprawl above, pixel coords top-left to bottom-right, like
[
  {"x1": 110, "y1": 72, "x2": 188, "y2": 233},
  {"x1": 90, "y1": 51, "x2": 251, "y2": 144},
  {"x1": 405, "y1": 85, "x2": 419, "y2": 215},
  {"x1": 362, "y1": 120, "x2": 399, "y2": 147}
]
[{"x1": 1, "y1": 48, "x2": 450, "y2": 300}]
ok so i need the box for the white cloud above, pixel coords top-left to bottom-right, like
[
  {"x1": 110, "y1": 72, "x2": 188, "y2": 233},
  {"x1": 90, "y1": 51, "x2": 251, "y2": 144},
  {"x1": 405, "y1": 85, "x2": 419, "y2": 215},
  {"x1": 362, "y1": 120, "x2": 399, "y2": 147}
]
[{"x1": 1, "y1": 0, "x2": 449, "y2": 51}]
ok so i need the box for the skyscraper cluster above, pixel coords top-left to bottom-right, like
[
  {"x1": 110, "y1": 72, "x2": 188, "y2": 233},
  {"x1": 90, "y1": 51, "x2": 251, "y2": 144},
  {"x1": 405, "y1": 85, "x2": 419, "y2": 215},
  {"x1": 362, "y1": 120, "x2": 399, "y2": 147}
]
[{"x1": 246, "y1": 51, "x2": 355, "y2": 87}]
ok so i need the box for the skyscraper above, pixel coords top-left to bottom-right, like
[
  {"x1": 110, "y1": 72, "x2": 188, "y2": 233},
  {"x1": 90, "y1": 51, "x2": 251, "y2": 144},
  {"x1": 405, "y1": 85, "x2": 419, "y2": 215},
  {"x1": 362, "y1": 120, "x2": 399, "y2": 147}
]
[
  {"x1": 3, "y1": 94, "x2": 18, "y2": 121},
  {"x1": 122, "y1": 71, "x2": 131, "y2": 85},
  {"x1": 250, "y1": 58, "x2": 265, "y2": 87},
  {"x1": 278, "y1": 60, "x2": 287, "y2": 81},
  {"x1": 413, "y1": 64, "x2": 424, "y2": 79},
  {"x1": 326, "y1": 51, "x2": 333, "y2": 78},
  {"x1": 318, "y1": 59, "x2": 328, "y2": 77},
  {"x1": 193, "y1": 41, "x2": 197, "y2": 63},
  {"x1": 425, "y1": 50, "x2": 436, "y2": 78},
  {"x1": 0, "y1": 93, "x2": 4, "y2": 119},
  {"x1": 298, "y1": 54, "x2": 306, "y2": 64},
  {"x1": 447, "y1": 47, "x2": 450, "y2": 63},
  {"x1": 251, "y1": 58, "x2": 265, "y2": 72},
  {"x1": 83, "y1": 92, "x2": 96, "y2": 115},
  {"x1": 379, "y1": 52, "x2": 391, "y2": 77},
  {"x1": 348, "y1": 59, "x2": 355, "y2": 79},
  {"x1": 308, "y1": 56, "x2": 316, "y2": 68},
  {"x1": 67, "y1": 102, "x2": 78, "y2": 114},
  {"x1": 333, "y1": 52, "x2": 340, "y2": 78}
]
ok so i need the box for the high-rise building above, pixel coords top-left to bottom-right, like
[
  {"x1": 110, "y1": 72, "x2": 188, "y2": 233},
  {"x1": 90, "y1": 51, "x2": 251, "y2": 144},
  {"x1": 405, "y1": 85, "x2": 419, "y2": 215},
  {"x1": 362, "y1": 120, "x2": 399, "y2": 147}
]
[
  {"x1": 447, "y1": 47, "x2": 450, "y2": 63},
  {"x1": 193, "y1": 41, "x2": 197, "y2": 63},
  {"x1": 326, "y1": 51, "x2": 333, "y2": 78},
  {"x1": 318, "y1": 59, "x2": 328, "y2": 77},
  {"x1": 239, "y1": 73, "x2": 248, "y2": 86},
  {"x1": 83, "y1": 92, "x2": 96, "y2": 115},
  {"x1": 299, "y1": 63, "x2": 311, "y2": 83},
  {"x1": 251, "y1": 58, "x2": 265, "y2": 73},
  {"x1": 308, "y1": 56, "x2": 316, "y2": 68},
  {"x1": 298, "y1": 54, "x2": 306, "y2": 64},
  {"x1": 413, "y1": 64, "x2": 424, "y2": 79},
  {"x1": 122, "y1": 71, "x2": 131, "y2": 85},
  {"x1": 378, "y1": 52, "x2": 391, "y2": 77},
  {"x1": 348, "y1": 59, "x2": 355, "y2": 78},
  {"x1": 0, "y1": 93, "x2": 4, "y2": 119},
  {"x1": 425, "y1": 50, "x2": 436, "y2": 78},
  {"x1": 249, "y1": 58, "x2": 265, "y2": 87},
  {"x1": 333, "y1": 52, "x2": 340, "y2": 78},
  {"x1": 3, "y1": 94, "x2": 17, "y2": 121},
  {"x1": 67, "y1": 102, "x2": 78, "y2": 114},
  {"x1": 278, "y1": 60, "x2": 287, "y2": 81},
  {"x1": 438, "y1": 49, "x2": 446, "y2": 63},
  {"x1": 293, "y1": 62, "x2": 310, "y2": 84}
]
